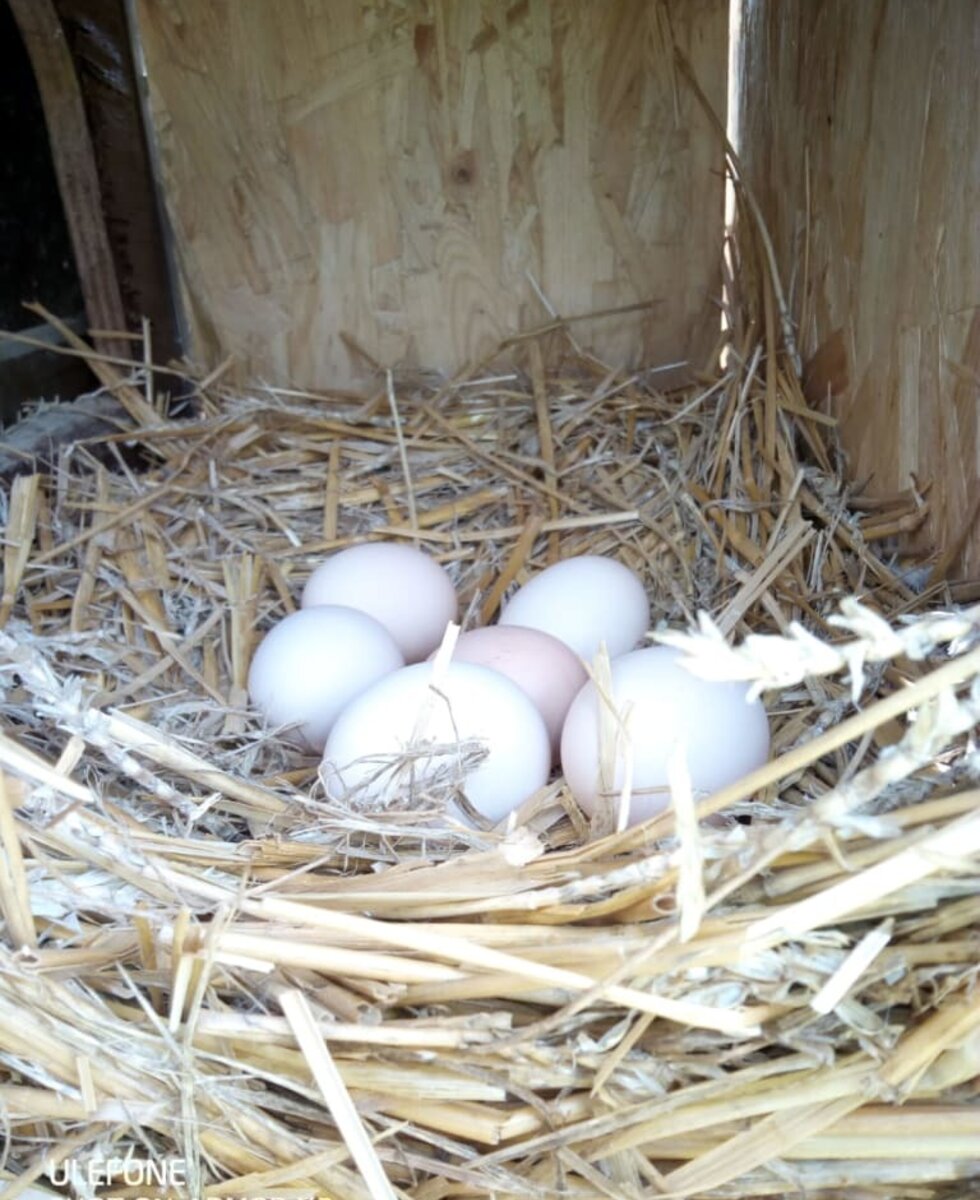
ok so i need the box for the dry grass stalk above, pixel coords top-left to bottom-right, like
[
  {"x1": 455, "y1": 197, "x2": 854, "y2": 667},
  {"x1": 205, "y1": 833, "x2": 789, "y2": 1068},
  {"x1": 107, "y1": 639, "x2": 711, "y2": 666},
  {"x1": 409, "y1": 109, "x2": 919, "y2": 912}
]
[
  {"x1": 0, "y1": 772, "x2": 34, "y2": 949},
  {"x1": 0, "y1": 472, "x2": 40, "y2": 628},
  {"x1": 281, "y1": 988, "x2": 399, "y2": 1200}
]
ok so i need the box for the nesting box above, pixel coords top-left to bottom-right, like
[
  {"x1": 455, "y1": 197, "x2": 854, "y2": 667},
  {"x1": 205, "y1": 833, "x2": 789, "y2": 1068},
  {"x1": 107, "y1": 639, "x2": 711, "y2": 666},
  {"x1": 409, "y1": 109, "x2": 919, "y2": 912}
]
[{"x1": 2, "y1": 3, "x2": 980, "y2": 1199}]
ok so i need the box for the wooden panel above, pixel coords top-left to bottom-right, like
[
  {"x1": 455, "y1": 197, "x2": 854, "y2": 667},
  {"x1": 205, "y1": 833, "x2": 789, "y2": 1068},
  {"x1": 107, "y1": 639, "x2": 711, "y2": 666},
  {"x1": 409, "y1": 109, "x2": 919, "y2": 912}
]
[
  {"x1": 737, "y1": 0, "x2": 980, "y2": 577},
  {"x1": 132, "y1": 0, "x2": 728, "y2": 388}
]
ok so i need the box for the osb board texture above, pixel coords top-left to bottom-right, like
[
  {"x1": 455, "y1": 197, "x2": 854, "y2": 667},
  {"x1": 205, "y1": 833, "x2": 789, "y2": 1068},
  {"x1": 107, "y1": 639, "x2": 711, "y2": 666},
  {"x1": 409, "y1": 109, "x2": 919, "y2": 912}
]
[
  {"x1": 133, "y1": 0, "x2": 728, "y2": 388},
  {"x1": 738, "y1": 0, "x2": 980, "y2": 576}
]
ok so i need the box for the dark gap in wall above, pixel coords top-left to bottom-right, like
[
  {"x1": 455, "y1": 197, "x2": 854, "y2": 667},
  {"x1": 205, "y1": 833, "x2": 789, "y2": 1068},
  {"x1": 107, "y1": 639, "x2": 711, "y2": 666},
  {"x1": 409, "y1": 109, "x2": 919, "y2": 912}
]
[
  {"x1": 0, "y1": 0, "x2": 90, "y2": 422},
  {"x1": 0, "y1": 0, "x2": 85, "y2": 330}
]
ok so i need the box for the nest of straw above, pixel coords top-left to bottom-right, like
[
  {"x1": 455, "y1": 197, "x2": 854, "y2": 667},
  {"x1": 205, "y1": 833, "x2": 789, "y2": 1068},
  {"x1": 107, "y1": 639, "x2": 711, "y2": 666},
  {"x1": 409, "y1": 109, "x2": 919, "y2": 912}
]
[{"x1": 1, "y1": 258, "x2": 979, "y2": 1200}]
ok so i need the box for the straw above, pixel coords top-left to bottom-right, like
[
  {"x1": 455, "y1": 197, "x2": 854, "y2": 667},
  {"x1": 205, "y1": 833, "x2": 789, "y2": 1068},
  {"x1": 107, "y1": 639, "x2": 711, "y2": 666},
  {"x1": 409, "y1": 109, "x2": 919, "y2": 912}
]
[
  {"x1": 0, "y1": 189, "x2": 976, "y2": 1199},
  {"x1": 281, "y1": 988, "x2": 399, "y2": 1200}
]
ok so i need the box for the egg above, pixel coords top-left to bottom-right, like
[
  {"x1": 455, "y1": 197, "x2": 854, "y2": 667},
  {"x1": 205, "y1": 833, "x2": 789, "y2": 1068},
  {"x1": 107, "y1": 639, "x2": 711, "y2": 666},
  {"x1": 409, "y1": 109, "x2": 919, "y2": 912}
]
[
  {"x1": 247, "y1": 605, "x2": 404, "y2": 751},
  {"x1": 438, "y1": 625, "x2": 588, "y2": 760},
  {"x1": 499, "y1": 555, "x2": 650, "y2": 662},
  {"x1": 321, "y1": 661, "x2": 551, "y2": 825},
  {"x1": 560, "y1": 645, "x2": 770, "y2": 826},
  {"x1": 301, "y1": 542, "x2": 457, "y2": 662}
]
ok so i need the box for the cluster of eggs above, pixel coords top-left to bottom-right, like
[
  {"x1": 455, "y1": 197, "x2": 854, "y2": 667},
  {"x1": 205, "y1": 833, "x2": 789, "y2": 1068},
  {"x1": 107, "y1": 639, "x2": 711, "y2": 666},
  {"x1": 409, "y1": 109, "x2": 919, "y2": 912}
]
[{"x1": 247, "y1": 544, "x2": 770, "y2": 828}]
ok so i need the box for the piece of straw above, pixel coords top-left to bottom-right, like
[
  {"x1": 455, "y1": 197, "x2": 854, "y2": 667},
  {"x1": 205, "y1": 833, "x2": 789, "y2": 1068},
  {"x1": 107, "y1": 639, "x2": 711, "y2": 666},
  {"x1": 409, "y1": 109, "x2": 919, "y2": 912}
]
[{"x1": 280, "y1": 988, "x2": 399, "y2": 1200}]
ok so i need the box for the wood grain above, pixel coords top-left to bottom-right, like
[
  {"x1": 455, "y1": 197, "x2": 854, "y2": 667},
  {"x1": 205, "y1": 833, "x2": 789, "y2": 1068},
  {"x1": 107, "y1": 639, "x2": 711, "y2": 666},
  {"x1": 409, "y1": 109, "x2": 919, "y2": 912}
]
[
  {"x1": 132, "y1": 0, "x2": 728, "y2": 388},
  {"x1": 737, "y1": 0, "x2": 980, "y2": 576}
]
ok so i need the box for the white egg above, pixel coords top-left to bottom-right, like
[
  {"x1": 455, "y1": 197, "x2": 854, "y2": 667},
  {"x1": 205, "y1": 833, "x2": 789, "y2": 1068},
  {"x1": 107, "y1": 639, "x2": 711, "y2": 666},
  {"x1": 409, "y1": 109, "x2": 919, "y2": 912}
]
[
  {"x1": 560, "y1": 645, "x2": 770, "y2": 826},
  {"x1": 301, "y1": 542, "x2": 458, "y2": 662},
  {"x1": 499, "y1": 555, "x2": 650, "y2": 662},
  {"x1": 247, "y1": 605, "x2": 404, "y2": 751},
  {"x1": 321, "y1": 661, "x2": 551, "y2": 825}
]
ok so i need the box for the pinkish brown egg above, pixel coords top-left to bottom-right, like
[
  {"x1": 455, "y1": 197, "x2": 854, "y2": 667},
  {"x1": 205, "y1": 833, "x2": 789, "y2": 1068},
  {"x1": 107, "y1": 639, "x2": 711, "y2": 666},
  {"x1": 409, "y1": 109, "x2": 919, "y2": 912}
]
[{"x1": 435, "y1": 625, "x2": 588, "y2": 761}]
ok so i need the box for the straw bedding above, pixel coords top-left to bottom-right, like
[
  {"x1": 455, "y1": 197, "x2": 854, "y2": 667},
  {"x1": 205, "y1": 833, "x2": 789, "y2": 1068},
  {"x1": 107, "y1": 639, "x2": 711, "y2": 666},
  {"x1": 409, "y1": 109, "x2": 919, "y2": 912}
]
[{"x1": 0, "y1": 289, "x2": 979, "y2": 1200}]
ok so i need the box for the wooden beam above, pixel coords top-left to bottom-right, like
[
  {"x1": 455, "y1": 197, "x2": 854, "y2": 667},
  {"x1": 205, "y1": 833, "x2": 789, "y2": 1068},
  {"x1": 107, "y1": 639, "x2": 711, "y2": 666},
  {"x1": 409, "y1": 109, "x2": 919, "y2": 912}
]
[
  {"x1": 9, "y1": 0, "x2": 130, "y2": 360},
  {"x1": 54, "y1": 0, "x2": 181, "y2": 366}
]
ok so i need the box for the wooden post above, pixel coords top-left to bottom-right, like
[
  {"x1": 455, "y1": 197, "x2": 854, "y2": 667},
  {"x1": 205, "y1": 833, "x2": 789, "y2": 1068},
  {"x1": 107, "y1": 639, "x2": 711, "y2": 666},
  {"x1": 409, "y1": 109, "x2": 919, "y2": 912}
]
[{"x1": 10, "y1": 0, "x2": 130, "y2": 360}]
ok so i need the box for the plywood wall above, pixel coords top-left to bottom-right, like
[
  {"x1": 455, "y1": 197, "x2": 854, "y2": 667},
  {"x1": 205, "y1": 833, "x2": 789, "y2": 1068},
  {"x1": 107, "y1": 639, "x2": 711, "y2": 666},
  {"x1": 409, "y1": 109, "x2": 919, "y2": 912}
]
[
  {"x1": 133, "y1": 0, "x2": 728, "y2": 389},
  {"x1": 738, "y1": 0, "x2": 980, "y2": 577}
]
